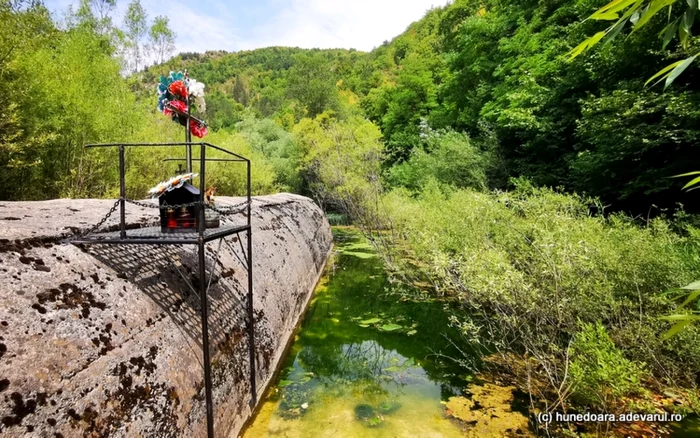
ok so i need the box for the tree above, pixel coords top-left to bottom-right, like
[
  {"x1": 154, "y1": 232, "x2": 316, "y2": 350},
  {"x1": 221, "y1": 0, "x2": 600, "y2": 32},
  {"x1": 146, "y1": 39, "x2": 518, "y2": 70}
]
[
  {"x1": 571, "y1": 0, "x2": 699, "y2": 88},
  {"x1": 293, "y1": 112, "x2": 383, "y2": 222},
  {"x1": 287, "y1": 53, "x2": 341, "y2": 118},
  {"x1": 232, "y1": 75, "x2": 250, "y2": 106},
  {"x1": 571, "y1": 0, "x2": 700, "y2": 336},
  {"x1": 124, "y1": 0, "x2": 147, "y2": 72},
  {"x1": 91, "y1": 0, "x2": 116, "y2": 21},
  {"x1": 149, "y1": 15, "x2": 175, "y2": 65}
]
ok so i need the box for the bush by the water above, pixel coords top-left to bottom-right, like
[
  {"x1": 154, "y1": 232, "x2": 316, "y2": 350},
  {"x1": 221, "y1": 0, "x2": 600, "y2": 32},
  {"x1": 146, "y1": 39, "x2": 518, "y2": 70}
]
[
  {"x1": 569, "y1": 322, "x2": 645, "y2": 410},
  {"x1": 381, "y1": 179, "x2": 700, "y2": 411}
]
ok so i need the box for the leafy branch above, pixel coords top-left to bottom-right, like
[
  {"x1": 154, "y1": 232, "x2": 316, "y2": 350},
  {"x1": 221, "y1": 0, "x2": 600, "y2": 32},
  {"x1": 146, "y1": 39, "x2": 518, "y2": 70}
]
[
  {"x1": 569, "y1": 0, "x2": 699, "y2": 89},
  {"x1": 572, "y1": 1, "x2": 700, "y2": 337}
]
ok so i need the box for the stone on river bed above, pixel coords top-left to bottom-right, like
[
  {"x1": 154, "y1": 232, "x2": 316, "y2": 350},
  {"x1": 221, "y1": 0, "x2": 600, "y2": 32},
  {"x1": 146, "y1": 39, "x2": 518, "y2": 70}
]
[
  {"x1": 0, "y1": 194, "x2": 332, "y2": 437},
  {"x1": 354, "y1": 404, "x2": 375, "y2": 420}
]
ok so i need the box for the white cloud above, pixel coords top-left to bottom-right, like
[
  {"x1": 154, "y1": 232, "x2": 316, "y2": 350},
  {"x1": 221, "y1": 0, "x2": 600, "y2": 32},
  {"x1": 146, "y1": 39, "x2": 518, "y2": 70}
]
[
  {"x1": 143, "y1": 0, "x2": 240, "y2": 54},
  {"x1": 239, "y1": 0, "x2": 446, "y2": 51},
  {"x1": 143, "y1": 0, "x2": 447, "y2": 54},
  {"x1": 45, "y1": 0, "x2": 447, "y2": 54}
]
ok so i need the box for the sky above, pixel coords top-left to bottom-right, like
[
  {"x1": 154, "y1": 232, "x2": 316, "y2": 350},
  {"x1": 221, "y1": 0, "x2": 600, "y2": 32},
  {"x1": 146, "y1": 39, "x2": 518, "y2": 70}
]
[{"x1": 44, "y1": 0, "x2": 448, "y2": 53}]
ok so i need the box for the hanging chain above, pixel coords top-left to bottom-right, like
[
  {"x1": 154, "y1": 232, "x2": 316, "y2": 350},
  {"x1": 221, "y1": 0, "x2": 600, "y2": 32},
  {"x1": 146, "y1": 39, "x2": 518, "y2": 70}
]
[
  {"x1": 71, "y1": 199, "x2": 121, "y2": 238},
  {"x1": 125, "y1": 198, "x2": 202, "y2": 210},
  {"x1": 205, "y1": 200, "x2": 250, "y2": 216},
  {"x1": 124, "y1": 198, "x2": 159, "y2": 209},
  {"x1": 71, "y1": 198, "x2": 251, "y2": 240},
  {"x1": 125, "y1": 198, "x2": 250, "y2": 215}
]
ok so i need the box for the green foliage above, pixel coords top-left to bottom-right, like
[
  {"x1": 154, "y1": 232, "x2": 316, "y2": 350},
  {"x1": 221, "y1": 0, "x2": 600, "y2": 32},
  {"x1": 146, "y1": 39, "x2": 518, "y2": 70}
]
[
  {"x1": 387, "y1": 127, "x2": 488, "y2": 191},
  {"x1": 237, "y1": 117, "x2": 302, "y2": 192},
  {"x1": 141, "y1": 47, "x2": 367, "y2": 127},
  {"x1": 353, "y1": 0, "x2": 700, "y2": 212},
  {"x1": 0, "y1": 3, "x2": 285, "y2": 201},
  {"x1": 569, "y1": 322, "x2": 645, "y2": 410},
  {"x1": 149, "y1": 15, "x2": 175, "y2": 65},
  {"x1": 326, "y1": 213, "x2": 350, "y2": 226},
  {"x1": 381, "y1": 182, "x2": 700, "y2": 406},
  {"x1": 205, "y1": 90, "x2": 244, "y2": 130},
  {"x1": 124, "y1": 0, "x2": 147, "y2": 72},
  {"x1": 286, "y1": 52, "x2": 342, "y2": 118},
  {"x1": 294, "y1": 112, "x2": 383, "y2": 221},
  {"x1": 571, "y1": 0, "x2": 700, "y2": 89},
  {"x1": 201, "y1": 130, "x2": 278, "y2": 196},
  {"x1": 0, "y1": 3, "x2": 141, "y2": 200},
  {"x1": 572, "y1": 89, "x2": 700, "y2": 201}
]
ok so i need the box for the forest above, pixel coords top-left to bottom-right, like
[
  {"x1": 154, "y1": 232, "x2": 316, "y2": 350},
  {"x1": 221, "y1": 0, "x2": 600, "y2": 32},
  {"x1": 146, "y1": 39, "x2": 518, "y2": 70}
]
[{"x1": 3, "y1": 0, "x2": 700, "y2": 435}]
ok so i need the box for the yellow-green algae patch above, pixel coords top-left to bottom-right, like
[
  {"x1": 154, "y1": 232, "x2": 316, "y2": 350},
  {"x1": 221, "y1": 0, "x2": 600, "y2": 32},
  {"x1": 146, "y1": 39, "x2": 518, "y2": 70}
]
[
  {"x1": 246, "y1": 385, "x2": 466, "y2": 437},
  {"x1": 444, "y1": 383, "x2": 532, "y2": 437}
]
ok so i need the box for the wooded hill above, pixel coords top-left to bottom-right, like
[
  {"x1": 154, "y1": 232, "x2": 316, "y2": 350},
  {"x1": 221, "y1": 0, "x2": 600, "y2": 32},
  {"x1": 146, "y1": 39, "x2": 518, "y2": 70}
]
[{"x1": 138, "y1": 0, "x2": 700, "y2": 214}]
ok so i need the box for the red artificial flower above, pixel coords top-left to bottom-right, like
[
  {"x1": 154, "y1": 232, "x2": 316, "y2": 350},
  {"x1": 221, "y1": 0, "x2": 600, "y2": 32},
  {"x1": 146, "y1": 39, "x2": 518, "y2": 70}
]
[
  {"x1": 164, "y1": 99, "x2": 188, "y2": 116},
  {"x1": 168, "y1": 80, "x2": 188, "y2": 99},
  {"x1": 190, "y1": 119, "x2": 208, "y2": 138}
]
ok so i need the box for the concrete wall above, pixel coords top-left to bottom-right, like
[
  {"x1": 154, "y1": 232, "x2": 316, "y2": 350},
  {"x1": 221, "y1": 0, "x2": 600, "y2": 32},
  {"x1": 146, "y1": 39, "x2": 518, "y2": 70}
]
[{"x1": 0, "y1": 193, "x2": 332, "y2": 437}]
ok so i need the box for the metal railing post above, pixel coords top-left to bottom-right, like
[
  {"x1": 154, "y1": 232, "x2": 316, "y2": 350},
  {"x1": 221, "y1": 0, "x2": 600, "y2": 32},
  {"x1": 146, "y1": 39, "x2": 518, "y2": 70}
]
[
  {"x1": 246, "y1": 159, "x2": 257, "y2": 404},
  {"x1": 119, "y1": 145, "x2": 126, "y2": 239},
  {"x1": 186, "y1": 95, "x2": 192, "y2": 172},
  {"x1": 198, "y1": 144, "x2": 214, "y2": 438}
]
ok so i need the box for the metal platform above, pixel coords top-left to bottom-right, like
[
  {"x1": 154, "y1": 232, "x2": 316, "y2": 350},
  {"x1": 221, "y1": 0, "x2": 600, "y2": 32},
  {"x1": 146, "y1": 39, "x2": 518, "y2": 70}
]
[
  {"x1": 72, "y1": 142, "x2": 256, "y2": 438},
  {"x1": 72, "y1": 224, "x2": 250, "y2": 245}
]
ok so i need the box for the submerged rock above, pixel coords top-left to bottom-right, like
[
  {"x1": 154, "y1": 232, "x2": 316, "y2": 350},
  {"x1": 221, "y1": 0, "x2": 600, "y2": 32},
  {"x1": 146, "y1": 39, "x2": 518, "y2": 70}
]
[
  {"x1": 354, "y1": 403, "x2": 375, "y2": 420},
  {"x1": 377, "y1": 400, "x2": 401, "y2": 415}
]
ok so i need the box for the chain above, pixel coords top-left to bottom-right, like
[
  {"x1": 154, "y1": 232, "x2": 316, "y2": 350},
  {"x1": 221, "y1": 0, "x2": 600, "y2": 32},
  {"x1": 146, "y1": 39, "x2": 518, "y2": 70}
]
[
  {"x1": 205, "y1": 200, "x2": 250, "y2": 216},
  {"x1": 125, "y1": 198, "x2": 250, "y2": 215},
  {"x1": 163, "y1": 200, "x2": 202, "y2": 209},
  {"x1": 70, "y1": 198, "x2": 250, "y2": 240},
  {"x1": 125, "y1": 198, "x2": 202, "y2": 210},
  {"x1": 125, "y1": 198, "x2": 249, "y2": 215},
  {"x1": 124, "y1": 198, "x2": 159, "y2": 209},
  {"x1": 72, "y1": 199, "x2": 121, "y2": 238}
]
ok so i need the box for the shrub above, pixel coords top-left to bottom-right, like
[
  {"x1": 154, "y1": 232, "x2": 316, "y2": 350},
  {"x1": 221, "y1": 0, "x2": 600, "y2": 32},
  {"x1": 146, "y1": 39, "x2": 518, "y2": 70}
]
[
  {"x1": 326, "y1": 212, "x2": 350, "y2": 226},
  {"x1": 379, "y1": 181, "x2": 700, "y2": 410},
  {"x1": 569, "y1": 322, "x2": 645, "y2": 410},
  {"x1": 386, "y1": 130, "x2": 488, "y2": 191},
  {"x1": 294, "y1": 112, "x2": 384, "y2": 225}
]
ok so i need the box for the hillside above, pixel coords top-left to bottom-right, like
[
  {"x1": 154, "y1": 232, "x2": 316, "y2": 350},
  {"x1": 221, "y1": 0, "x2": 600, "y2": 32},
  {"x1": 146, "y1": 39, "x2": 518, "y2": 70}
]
[{"x1": 135, "y1": 0, "x2": 700, "y2": 213}]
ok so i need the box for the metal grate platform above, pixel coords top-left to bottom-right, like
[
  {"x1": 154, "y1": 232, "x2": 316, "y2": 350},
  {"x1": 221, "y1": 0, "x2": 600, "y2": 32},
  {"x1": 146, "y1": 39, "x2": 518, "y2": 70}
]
[
  {"x1": 71, "y1": 142, "x2": 257, "y2": 438},
  {"x1": 72, "y1": 224, "x2": 250, "y2": 245}
]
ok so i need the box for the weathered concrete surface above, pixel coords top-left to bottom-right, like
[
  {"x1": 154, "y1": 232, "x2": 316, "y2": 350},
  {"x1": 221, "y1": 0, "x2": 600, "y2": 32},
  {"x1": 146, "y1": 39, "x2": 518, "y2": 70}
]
[{"x1": 0, "y1": 194, "x2": 332, "y2": 437}]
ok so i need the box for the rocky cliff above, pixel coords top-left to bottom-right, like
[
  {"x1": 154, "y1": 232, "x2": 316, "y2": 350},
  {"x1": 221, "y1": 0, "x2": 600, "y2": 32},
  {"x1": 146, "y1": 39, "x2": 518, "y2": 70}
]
[{"x1": 0, "y1": 193, "x2": 332, "y2": 437}]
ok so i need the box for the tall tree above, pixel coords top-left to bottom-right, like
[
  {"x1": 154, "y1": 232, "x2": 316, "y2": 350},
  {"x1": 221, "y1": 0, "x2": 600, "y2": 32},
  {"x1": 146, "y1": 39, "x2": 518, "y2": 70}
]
[
  {"x1": 232, "y1": 74, "x2": 250, "y2": 106},
  {"x1": 149, "y1": 15, "x2": 175, "y2": 65},
  {"x1": 287, "y1": 53, "x2": 340, "y2": 118},
  {"x1": 124, "y1": 0, "x2": 147, "y2": 72},
  {"x1": 90, "y1": 0, "x2": 116, "y2": 21}
]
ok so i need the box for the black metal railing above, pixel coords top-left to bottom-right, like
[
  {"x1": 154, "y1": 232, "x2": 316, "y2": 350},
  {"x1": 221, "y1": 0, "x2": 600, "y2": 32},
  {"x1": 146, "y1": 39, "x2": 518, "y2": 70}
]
[{"x1": 74, "y1": 142, "x2": 256, "y2": 438}]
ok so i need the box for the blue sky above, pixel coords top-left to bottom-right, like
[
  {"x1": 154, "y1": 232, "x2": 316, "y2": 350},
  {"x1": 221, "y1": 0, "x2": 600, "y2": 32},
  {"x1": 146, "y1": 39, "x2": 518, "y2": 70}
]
[{"x1": 44, "y1": 0, "x2": 447, "y2": 53}]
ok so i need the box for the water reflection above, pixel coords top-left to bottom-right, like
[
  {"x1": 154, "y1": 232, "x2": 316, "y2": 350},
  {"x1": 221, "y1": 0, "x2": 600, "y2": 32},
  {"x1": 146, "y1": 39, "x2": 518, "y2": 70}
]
[{"x1": 244, "y1": 228, "x2": 471, "y2": 437}]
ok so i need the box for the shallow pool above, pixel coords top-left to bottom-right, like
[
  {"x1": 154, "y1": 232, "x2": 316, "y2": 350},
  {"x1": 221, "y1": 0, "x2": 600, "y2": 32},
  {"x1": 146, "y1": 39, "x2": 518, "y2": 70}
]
[{"x1": 244, "y1": 228, "x2": 475, "y2": 437}]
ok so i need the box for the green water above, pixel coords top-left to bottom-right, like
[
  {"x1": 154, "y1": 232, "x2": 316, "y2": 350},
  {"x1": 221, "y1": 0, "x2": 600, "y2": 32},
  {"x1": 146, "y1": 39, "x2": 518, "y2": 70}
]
[
  {"x1": 244, "y1": 228, "x2": 475, "y2": 437},
  {"x1": 244, "y1": 228, "x2": 698, "y2": 437}
]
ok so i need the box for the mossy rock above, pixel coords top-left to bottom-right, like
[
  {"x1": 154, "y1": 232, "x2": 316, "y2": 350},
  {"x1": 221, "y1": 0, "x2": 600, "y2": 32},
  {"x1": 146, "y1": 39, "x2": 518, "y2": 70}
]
[{"x1": 354, "y1": 404, "x2": 375, "y2": 420}]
